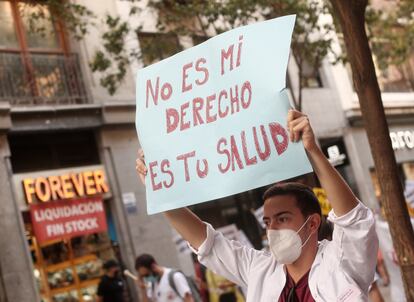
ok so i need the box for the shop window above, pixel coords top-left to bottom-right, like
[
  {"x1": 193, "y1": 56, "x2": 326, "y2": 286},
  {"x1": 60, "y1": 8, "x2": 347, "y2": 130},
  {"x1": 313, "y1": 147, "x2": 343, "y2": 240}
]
[
  {"x1": 23, "y1": 213, "x2": 116, "y2": 302},
  {"x1": 370, "y1": 163, "x2": 414, "y2": 215},
  {"x1": 402, "y1": 162, "x2": 414, "y2": 215},
  {"x1": 137, "y1": 32, "x2": 182, "y2": 66},
  {"x1": 375, "y1": 52, "x2": 414, "y2": 92},
  {"x1": 0, "y1": 1, "x2": 88, "y2": 105},
  {"x1": 0, "y1": 1, "x2": 19, "y2": 48},
  {"x1": 8, "y1": 130, "x2": 100, "y2": 173}
]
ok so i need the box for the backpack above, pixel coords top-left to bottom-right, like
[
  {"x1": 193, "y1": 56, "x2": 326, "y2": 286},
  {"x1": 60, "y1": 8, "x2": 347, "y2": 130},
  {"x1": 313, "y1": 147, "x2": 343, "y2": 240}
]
[{"x1": 168, "y1": 269, "x2": 202, "y2": 302}]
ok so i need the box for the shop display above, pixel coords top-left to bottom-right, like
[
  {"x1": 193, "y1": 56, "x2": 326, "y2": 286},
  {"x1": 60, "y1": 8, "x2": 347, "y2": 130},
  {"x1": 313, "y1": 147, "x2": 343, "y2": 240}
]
[
  {"x1": 80, "y1": 285, "x2": 98, "y2": 302},
  {"x1": 52, "y1": 290, "x2": 78, "y2": 302},
  {"x1": 76, "y1": 258, "x2": 102, "y2": 282},
  {"x1": 47, "y1": 267, "x2": 75, "y2": 289},
  {"x1": 26, "y1": 224, "x2": 115, "y2": 302}
]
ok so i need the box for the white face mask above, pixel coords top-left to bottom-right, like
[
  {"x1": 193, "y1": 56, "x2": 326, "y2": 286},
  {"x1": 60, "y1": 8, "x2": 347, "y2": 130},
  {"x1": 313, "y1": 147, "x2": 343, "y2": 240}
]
[{"x1": 267, "y1": 216, "x2": 313, "y2": 264}]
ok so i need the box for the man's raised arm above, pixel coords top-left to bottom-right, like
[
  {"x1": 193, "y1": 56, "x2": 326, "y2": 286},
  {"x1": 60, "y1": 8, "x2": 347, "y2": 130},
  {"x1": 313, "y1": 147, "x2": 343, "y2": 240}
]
[{"x1": 287, "y1": 109, "x2": 358, "y2": 216}]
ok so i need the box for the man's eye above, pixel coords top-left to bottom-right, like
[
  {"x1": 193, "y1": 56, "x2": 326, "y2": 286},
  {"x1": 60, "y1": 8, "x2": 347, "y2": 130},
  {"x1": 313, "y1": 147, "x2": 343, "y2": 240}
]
[{"x1": 278, "y1": 217, "x2": 289, "y2": 223}]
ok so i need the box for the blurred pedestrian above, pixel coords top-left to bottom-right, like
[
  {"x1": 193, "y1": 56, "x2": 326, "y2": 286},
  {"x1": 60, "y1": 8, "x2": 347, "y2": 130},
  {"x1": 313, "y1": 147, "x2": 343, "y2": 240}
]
[
  {"x1": 135, "y1": 253, "x2": 195, "y2": 302},
  {"x1": 97, "y1": 259, "x2": 125, "y2": 302},
  {"x1": 376, "y1": 213, "x2": 414, "y2": 302}
]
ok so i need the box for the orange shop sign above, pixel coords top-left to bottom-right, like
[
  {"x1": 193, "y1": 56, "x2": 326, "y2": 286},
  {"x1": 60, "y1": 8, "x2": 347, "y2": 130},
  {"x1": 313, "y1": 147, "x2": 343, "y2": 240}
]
[{"x1": 18, "y1": 166, "x2": 110, "y2": 204}]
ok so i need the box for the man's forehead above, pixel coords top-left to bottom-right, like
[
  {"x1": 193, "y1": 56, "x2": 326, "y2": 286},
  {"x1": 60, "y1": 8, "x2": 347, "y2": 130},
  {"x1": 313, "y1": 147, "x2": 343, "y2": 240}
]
[
  {"x1": 138, "y1": 267, "x2": 150, "y2": 273},
  {"x1": 263, "y1": 195, "x2": 298, "y2": 213}
]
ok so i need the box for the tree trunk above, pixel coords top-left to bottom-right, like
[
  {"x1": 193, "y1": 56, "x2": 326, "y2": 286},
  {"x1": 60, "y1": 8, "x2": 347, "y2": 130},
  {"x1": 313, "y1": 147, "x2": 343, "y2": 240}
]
[
  {"x1": 329, "y1": 1, "x2": 414, "y2": 301},
  {"x1": 0, "y1": 263, "x2": 6, "y2": 302}
]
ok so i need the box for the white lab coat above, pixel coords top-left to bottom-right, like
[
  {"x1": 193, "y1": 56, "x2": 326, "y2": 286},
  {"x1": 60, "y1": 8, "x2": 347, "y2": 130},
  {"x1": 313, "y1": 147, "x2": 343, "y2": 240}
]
[{"x1": 191, "y1": 202, "x2": 378, "y2": 302}]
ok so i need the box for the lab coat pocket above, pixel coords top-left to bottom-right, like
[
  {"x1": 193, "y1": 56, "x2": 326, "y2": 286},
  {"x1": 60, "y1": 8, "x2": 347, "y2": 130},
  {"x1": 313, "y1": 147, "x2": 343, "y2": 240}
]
[{"x1": 315, "y1": 263, "x2": 365, "y2": 302}]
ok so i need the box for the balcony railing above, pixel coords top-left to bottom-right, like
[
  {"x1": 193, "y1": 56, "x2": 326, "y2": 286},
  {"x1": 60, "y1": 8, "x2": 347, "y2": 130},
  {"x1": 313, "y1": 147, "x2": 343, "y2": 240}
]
[{"x1": 0, "y1": 52, "x2": 89, "y2": 106}]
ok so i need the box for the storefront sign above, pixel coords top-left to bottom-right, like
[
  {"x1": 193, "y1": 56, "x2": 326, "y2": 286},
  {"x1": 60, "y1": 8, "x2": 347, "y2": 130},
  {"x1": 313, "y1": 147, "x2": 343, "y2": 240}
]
[
  {"x1": 320, "y1": 138, "x2": 348, "y2": 167},
  {"x1": 136, "y1": 15, "x2": 313, "y2": 214},
  {"x1": 30, "y1": 197, "x2": 107, "y2": 244},
  {"x1": 13, "y1": 165, "x2": 110, "y2": 205},
  {"x1": 122, "y1": 192, "x2": 138, "y2": 214},
  {"x1": 390, "y1": 130, "x2": 414, "y2": 151},
  {"x1": 217, "y1": 224, "x2": 254, "y2": 248},
  {"x1": 253, "y1": 206, "x2": 266, "y2": 229}
]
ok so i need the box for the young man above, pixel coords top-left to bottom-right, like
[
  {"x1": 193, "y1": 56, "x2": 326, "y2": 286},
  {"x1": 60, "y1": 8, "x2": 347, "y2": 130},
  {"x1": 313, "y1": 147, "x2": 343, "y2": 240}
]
[
  {"x1": 135, "y1": 253, "x2": 194, "y2": 302},
  {"x1": 136, "y1": 110, "x2": 378, "y2": 301},
  {"x1": 97, "y1": 259, "x2": 125, "y2": 302}
]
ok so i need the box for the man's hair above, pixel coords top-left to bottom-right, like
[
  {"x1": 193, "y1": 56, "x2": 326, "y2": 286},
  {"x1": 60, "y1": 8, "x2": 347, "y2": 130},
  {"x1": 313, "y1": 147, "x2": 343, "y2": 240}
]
[
  {"x1": 262, "y1": 182, "x2": 322, "y2": 218},
  {"x1": 135, "y1": 254, "x2": 156, "y2": 270},
  {"x1": 103, "y1": 259, "x2": 119, "y2": 270}
]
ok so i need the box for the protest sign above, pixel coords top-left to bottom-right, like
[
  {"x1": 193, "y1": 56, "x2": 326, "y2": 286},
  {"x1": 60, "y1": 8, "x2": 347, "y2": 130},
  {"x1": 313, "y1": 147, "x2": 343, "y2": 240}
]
[
  {"x1": 253, "y1": 206, "x2": 266, "y2": 229},
  {"x1": 217, "y1": 224, "x2": 254, "y2": 248},
  {"x1": 30, "y1": 197, "x2": 107, "y2": 244},
  {"x1": 136, "y1": 15, "x2": 313, "y2": 214}
]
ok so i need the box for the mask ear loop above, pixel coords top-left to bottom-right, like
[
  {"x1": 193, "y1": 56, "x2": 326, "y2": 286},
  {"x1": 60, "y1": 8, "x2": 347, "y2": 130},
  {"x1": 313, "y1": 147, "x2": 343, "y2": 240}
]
[
  {"x1": 298, "y1": 215, "x2": 315, "y2": 248},
  {"x1": 296, "y1": 215, "x2": 313, "y2": 234}
]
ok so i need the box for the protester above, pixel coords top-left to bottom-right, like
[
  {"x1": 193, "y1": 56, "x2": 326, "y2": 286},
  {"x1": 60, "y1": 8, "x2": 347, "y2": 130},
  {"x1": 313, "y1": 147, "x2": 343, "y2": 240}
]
[
  {"x1": 135, "y1": 253, "x2": 194, "y2": 302},
  {"x1": 136, "y1": 109, "x2": 379, "y2": 301},
  {"x1": 97, "y1": 259, "x2": 125, "y2": 302}
]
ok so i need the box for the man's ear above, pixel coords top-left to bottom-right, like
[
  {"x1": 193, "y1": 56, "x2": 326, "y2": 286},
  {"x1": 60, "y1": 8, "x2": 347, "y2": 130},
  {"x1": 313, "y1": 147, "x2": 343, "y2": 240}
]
[{"x1": 310, "y1": 214, "x2": 321, "y2": 233}]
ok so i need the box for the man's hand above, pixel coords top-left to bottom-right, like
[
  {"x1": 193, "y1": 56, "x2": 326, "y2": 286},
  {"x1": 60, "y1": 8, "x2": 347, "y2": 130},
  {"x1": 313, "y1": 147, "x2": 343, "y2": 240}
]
[
  {"x1": 287, "y1": 109, "x2": 358, "y2": 216},
  {"x1": 287, "y1": 109, "x2": 318, "y2": 153},
  {"x1": 184, "y1": 293, "x2": 194, "y2": 302},
  {"x1": 136, "y1": 149, "x2": 147, "y2": 185},
  {"x1": 136, "y1": 277, "x2": 147, "y2": 291},
  {"x1": 136, "y1": 276, "x2": 150, "y2": 302}
]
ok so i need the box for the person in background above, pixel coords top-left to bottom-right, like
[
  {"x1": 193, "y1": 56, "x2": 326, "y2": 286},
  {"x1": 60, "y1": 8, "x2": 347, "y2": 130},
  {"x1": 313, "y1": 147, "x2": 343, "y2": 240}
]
[
  {"x1": 193, "y1": 254, "x2": 210, "y2": 302},
  {"x1": 97, "y1": 259, "x2": 125, "y2": 302},
  {"x1": 135, "y1": 253, "x2": 194, "y2": 302},
  {"x1": 375, "y1": 212, "x2": 414, "y2": 302},
  {"x1": 376, "y1": 250, "x2": 390, "y2": 287},
  {"x1": 205, "y1": 268, "x2": 244, "y2": 302}
]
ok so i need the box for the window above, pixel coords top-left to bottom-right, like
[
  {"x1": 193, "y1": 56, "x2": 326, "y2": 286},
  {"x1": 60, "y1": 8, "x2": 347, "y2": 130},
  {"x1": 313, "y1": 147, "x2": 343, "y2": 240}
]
[
  {"x1": 138, "y1": 32, "x2": 182, "y2": 66},
  {"x1": 0, "y1": 1, "x2": 19, "y2": 48},
  {"x1": 302, "y1": 59, "x2": 324, "y2": 88},
  {"x1": 8, "y1": 131, "x2": 100, "y2": 173},
  {"x1": 375, "y1": 53, "x2": 414, "y2": 92},
  {"x1": 0, "y1": 0, "x2": 87, "y2": 105},
  {"x1": 370, "y1": 163, "x2": 414, "y2": 216}
]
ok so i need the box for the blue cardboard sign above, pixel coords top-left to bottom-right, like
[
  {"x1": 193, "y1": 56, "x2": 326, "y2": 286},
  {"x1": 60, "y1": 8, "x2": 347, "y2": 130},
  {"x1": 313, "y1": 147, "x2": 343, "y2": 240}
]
[{"x1": 136, "y1": 15, "x2": 312, "y2": 214}]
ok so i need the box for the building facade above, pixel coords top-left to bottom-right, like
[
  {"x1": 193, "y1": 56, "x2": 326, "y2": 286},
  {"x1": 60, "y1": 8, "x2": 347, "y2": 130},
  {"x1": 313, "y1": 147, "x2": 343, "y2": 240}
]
[{"x1": 0, "y1": 1, "x2": 191, "y2": 301}]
